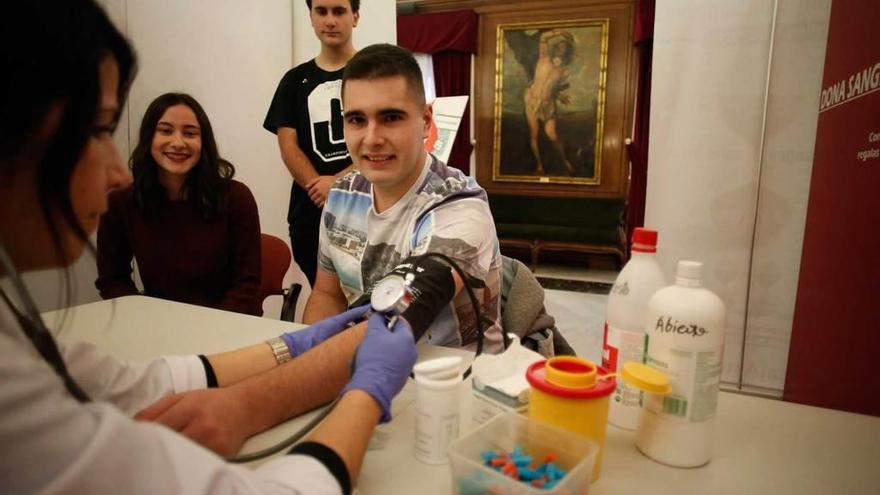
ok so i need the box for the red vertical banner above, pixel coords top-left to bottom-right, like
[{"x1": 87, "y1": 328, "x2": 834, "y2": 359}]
[{"x1": 786, "y1": 1, "x2": 880, "y2": 415}]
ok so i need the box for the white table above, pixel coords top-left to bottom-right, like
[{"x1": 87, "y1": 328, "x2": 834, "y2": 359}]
[{"x1": 45, "y1": 296, "x2": 880, "y2": 494}]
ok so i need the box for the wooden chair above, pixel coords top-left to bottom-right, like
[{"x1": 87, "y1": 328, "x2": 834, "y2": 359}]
[{"x1": 259, "y1": 233, "x2": 301, "y2": 321}]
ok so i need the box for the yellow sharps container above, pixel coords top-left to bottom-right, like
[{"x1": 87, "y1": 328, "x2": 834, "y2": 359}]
[{"x1": 526, "y1": 356, "x2": 615, "y2": 482}]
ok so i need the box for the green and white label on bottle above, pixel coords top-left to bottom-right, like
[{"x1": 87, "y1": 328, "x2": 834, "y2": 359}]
[{"x1": 645, "y1": 336, "x2": 722, "y2": 423}]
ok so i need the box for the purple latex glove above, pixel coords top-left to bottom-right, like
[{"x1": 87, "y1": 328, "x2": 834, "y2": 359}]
[
  {"x1": 280, "y1": 305, "x2": 371, "y2": 357},
  {"x1": 341, "y1": 312, "x2": 418, "y2": 423}
]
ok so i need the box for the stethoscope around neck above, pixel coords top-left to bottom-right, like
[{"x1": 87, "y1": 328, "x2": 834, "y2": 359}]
[{"x1": 0, "y1": 241, "x2": 91, "y2": 402}]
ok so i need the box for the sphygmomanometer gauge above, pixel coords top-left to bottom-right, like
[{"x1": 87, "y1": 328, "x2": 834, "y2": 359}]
[{"x1": 370, "y1": 274, "x2": 412, "y2": 316}]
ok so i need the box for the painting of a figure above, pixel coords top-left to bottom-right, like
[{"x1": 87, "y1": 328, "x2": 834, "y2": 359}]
[{"x1": 493, "y1": 20, "x2": 608, "y2": 184}]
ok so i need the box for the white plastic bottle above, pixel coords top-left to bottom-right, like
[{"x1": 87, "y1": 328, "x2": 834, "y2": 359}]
[
  {"x1": 413, "y1": 357, "x2": 463, "y2": 464},
  {"x1": 602, "y1": 228, "x2": 667, "y2": 430},
  {"x1": 637, "y1": 261, "x2": 726, "y2": 467}
]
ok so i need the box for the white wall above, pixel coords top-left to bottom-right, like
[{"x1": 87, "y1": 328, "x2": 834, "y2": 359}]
[
  {"x1": 26, "y1": 0, "x2": 395, "y2": 319},
  {"x1": 646, "y1": 0, "x2": 831, "y2": 392}
]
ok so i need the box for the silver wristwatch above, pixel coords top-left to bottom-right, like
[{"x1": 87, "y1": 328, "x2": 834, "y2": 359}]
[{"x1": 265, "y1": 337, "x2": 292, "y2": 365}]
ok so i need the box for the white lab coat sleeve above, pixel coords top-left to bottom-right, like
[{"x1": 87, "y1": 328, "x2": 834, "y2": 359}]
[
  {"x1": 0, "y1": 324, "x2": 343, "y2": 495},
  {"x1": 59, "y1": 338, "x2": 207, "y2": 415}
]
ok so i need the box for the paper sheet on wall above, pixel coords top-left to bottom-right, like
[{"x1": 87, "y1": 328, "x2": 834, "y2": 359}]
[{"x1": 424, "y1": 96, "x2": 468, "y2": 164}]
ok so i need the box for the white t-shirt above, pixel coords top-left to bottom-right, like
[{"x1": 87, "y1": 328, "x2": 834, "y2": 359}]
[{"x1": 318, "y1": 155, "x2": 504, "y2": 352}]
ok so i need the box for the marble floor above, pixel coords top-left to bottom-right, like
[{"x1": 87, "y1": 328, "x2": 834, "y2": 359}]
[{"x1": 533, "y1": 264, "x2": 618, "y2": 362}]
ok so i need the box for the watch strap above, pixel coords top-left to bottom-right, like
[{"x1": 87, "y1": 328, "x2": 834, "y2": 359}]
[{"x1": 266, "y1": 337, "x2": 292, "y2": 365}]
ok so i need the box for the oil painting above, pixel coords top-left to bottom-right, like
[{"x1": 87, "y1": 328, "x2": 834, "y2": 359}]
[{"x1": 493, "y1": 20, "x2": 609, "y2": 184}]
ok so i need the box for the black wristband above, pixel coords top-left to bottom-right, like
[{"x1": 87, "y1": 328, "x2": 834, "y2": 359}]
[
  {"x1": 289, "y1": 441, "x2": 351, "y2": 495},
  {"x1": 197, "y1": 354, "x2": 218, "y2": 388}
]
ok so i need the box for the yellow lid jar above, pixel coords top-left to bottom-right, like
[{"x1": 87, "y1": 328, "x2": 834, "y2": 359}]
[{"x1": 526, "y1": 356, "x2": 615, "y2": 482}]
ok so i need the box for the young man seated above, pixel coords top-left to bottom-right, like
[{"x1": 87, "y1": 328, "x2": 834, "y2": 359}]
[
  {"x1": 303, "y1": 43, "x2": 504, "y2": 353},
  {"x1": 133, "y1": 46, "x2": 506, "y2": 474}
]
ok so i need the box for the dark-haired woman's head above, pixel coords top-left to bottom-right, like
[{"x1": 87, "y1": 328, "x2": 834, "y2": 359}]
[
  {"x1": 0, "y1": 0, "x2": 136, "y2": 271},
  {"x1": 130, "y1": 93, "x2": 234, "y2": 220}
]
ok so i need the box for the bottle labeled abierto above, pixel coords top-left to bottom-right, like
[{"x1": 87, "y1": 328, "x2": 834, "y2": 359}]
[
  {"x1": 637, "y1": 260, "x2": 725, "y2": 467},
  {"x1": 602, "y1": 228, "x2": 666, "y2": 430}
]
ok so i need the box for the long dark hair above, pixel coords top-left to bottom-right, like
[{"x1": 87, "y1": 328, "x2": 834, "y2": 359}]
[
  {"x1": 130, "y1": 93, "x2": 235, "y2": 221},
  {"x1": 2, "y1": 1, "x2": 135, "y2": 264},
  {"x1": 1, "y1": 0, "x2": 136, "y2": 401}
]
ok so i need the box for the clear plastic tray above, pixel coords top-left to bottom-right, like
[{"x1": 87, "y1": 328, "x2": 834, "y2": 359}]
[{"x1": 449, "y1": 412, "x2": 598, "y2": 494}]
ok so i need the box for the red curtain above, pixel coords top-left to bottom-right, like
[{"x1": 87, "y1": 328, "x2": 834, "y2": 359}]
[
  {"x1": 398, "y1": 10, "x2": 478, "y2": 172},
  {"x1": 397, "y1": 10, "x2": 478, "y2": 53},
  {"x1": 625, "y1": 0, "x2": 655, "y2": 251},
  {"x1": 431, "y1": 52, "x2": 473, "y2": 171}
]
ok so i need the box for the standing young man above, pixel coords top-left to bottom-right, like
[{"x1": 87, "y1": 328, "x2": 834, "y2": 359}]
[
  {"x1": 304, "y1": 44, "x2": 505, "y2": 353},
  {"x1": 263, "y1": 0, "x2": 359, "y2": 286}
]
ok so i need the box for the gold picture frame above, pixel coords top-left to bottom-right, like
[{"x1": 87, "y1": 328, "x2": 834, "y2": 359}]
[{"x1": 492, "y1": 19, "x2": 610, "y2": 185}]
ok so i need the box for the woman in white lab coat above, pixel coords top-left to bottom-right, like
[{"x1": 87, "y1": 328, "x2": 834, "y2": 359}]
[{"x1": 0, "y1": 1, "x2": 416, "y2": 493}]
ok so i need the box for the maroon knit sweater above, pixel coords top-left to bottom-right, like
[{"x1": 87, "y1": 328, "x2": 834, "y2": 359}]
[{"x1": 95, "y1": 180, "x2": 262, "y2": 316}]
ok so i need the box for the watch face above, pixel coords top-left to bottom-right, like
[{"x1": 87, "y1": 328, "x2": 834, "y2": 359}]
[{"x1": 371, "y1": 275, "x2": 407, "y2": 314}]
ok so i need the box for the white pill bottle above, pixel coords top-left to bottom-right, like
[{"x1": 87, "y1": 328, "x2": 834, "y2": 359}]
[
  {"x1": 637, "y1": 260, "x2": 725, "y2": 467},
  {"x1": 413, "y1": 357, "x2": 463, "y2": 465}
]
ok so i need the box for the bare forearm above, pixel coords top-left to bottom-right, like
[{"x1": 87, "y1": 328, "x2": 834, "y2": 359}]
[
  {"x1": 228, "y1": 322, "x2": 367, "y2": 435},
  {"x1": 209, "y1": 286, "x2": 358, "y2": 385},
  {"x1": 303, "y1": 290, "x2": 346, "y2": 324},
  {"x1": 207, "y1": 343, "x2": 277, "y2": 387},
  {"x1": 278, "y1": 131, "x2": 319, "y2": 187},
  {"x1": 307, "y1": 389, "x2": 382, "y2": 485},
  {"x1": 282, "y1": 147, "x2": 318, "y2": 187}
]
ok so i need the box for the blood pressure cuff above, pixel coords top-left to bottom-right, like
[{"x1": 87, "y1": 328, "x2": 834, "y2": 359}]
[
  {"x1": 397, "y1": 256, "x2": 456, "y2": 340},
  {"x1": 352, "y1": 255, "x2": 456, "y2": 341}
]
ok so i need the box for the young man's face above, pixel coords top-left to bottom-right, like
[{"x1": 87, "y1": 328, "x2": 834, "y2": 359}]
[
  {"x1": 309, "y1": 0, "x2": 359, "y2": 48},
  {"x1": 343, "y1": 75, "x2": 432, "y2": 199}
]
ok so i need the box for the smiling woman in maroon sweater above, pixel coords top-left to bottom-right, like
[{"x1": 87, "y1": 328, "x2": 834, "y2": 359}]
[{"x1": 96, "y1": 93, "x2": 262, "y2": 316}]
